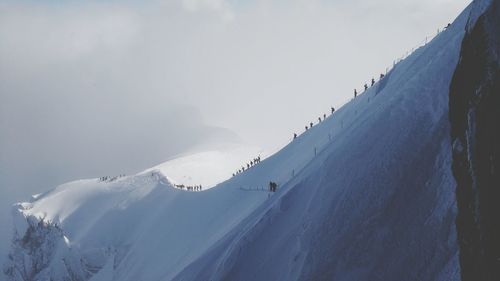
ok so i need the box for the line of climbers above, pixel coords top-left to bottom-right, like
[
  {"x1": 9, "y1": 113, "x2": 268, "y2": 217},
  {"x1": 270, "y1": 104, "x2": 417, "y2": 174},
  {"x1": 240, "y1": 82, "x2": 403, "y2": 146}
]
[
  {"x1": 232, "y1": 156, "x2": 262, "y2": 177},
  {"x1": 295, "y1": 22, "x2": 450, "y2": 142},
  {"x1": 174, "y1": 184, "x2": 203, "y2": 191},
  {"x1": 295, "y1": 20, "x2": 456, "y2": 142},
  {"x1": 99, "y1": 174, "x2": 126, "y2": 182},
  {"x1": 302, "y1": 109, "x2": 333, "y2": 134},
  {"x1": 294, "y1": 72, "x2": 387, "y2": 140},
  {"x1": 236, "y1": 27, "x2": 448, "y2": 191},
  {"x1": 355, "y1": 73, "x2": 385, "y2": 99}
]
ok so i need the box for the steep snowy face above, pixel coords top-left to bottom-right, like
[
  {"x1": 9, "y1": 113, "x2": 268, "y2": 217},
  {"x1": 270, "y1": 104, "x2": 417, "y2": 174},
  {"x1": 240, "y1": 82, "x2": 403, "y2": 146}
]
[
  {"x1": 449, "y1": 0, "x2": 500, "y2": 280},
  {"x1": 173, "y1": 5, "x2": 475, "y2": 281}
]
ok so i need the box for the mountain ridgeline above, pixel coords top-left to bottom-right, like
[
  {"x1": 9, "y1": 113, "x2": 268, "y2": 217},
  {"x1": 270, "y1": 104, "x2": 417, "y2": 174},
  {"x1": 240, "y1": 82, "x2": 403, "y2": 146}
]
[{"x1": 3, "y1": 1, "x2": 500, "y2": 281}]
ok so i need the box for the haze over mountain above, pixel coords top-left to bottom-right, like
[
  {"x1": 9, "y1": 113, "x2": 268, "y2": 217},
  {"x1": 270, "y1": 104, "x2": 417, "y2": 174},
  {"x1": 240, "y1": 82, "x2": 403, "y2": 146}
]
[
  {"x1": 7, "y1": 0, "x2": 500, "y2": 280},
  {"x1": 3, "y1": 0, "x2": 500, "y2": 280}
]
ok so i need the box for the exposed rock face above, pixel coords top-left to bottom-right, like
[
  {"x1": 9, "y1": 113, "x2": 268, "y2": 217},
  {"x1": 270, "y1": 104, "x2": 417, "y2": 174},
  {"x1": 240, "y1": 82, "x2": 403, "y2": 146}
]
[
  {"x1": 3, "y1": 209, "x2": 90, "y2": 281},
  {"x1": 449, "y1": 0, "x2": 500, "y2": 280}
]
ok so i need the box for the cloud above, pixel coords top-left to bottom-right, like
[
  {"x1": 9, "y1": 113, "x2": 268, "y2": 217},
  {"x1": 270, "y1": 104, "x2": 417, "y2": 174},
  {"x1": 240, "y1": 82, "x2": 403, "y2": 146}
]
[
  {"x1": 179, "y1": 0, "x2": 235, "y2": 20},
  {"x1": 182, "y1": 0, "x2": 228, "y2": 12}
]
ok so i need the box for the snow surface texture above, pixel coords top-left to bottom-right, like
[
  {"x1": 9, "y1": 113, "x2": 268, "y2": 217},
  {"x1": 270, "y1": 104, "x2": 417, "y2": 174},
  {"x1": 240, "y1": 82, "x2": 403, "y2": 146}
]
[{"x1": 3, "y1": 1, "x2": 488, "y2": 280}]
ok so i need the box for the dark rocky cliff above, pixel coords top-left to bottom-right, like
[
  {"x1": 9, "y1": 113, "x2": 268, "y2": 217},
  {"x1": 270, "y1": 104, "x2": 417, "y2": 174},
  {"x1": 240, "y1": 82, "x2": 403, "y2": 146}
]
[{"x1": 449, "y1": 1, "x2": 500, "y2": 280}]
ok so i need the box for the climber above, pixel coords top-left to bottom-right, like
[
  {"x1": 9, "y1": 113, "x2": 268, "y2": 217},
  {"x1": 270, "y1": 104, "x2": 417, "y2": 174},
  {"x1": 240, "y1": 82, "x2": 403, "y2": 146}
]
[
  {"x1": 354, "y1": 89, "x2": 358, "y2": 98},
  {"x1": 331, "y1": 107, "x2": 335, "y2": 114},
  {"x1": 294, "y1": 133, "x2": 297, "y2": 139},
  {"x1": 269, "y1": 181, "x2": 278, "y2": 192},
  {"x1": 380, "y1": 73, "x2": 385, "y2": 80},
  {"x1": 364, "y1": 84, "x2": 368, "y2": 91},
  {"x1": 371, "y1": 78, "x2": 375, "y2": 86}
]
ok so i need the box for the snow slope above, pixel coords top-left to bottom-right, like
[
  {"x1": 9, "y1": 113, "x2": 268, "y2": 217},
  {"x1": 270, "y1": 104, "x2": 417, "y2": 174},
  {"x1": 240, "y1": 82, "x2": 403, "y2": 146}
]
[
  {"x1": 171, "y1": 5, "x2": 474, "y2": 280},
  {"x1": 3, "y1": 1, "x2": 488, "y2": 280}
]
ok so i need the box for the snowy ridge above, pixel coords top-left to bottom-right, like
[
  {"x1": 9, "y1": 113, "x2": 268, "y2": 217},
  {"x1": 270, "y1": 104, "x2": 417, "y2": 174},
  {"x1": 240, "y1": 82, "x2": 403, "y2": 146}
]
[
  {"x1": 173, "y1": 3, "x2": 477, "y2": 280},
  {"x1": 153, "y1": 143, "x2": 263, "y2": 189},
  {"x1": 3, "y1": 1, "x2": 490, "y2": 280},
  {"x1": 4, "y1": 167, "x2": 273, "y2": 280}
]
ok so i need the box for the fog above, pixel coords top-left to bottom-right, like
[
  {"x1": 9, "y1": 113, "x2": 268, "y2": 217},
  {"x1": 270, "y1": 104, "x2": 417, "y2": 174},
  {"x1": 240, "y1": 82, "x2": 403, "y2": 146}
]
[{"x1": 0, "y1": 0, "x2": 471, "y2": 277}]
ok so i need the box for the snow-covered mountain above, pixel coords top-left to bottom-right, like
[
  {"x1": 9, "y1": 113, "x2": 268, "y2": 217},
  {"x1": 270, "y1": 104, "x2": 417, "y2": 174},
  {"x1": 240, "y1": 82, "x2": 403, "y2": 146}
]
[{"x1": 3, "y1": 0, "x2": 499, "y2": 280}]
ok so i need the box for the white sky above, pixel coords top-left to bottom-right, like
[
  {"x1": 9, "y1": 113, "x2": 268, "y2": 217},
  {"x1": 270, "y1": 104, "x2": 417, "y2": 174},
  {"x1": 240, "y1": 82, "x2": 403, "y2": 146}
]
[
  {"x1": 1, "y1": 0, "x2": 472, "y2": 153},
  {"x1": 0, "y1": 0, "x2": 472, "y2": 272}
]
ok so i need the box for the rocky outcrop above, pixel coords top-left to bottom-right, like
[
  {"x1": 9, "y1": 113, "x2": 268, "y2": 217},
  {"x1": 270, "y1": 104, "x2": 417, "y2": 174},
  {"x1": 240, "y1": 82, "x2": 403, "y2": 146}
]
[{"x1": 3, "y1": 205, "x2": 91, "y2": 281}]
